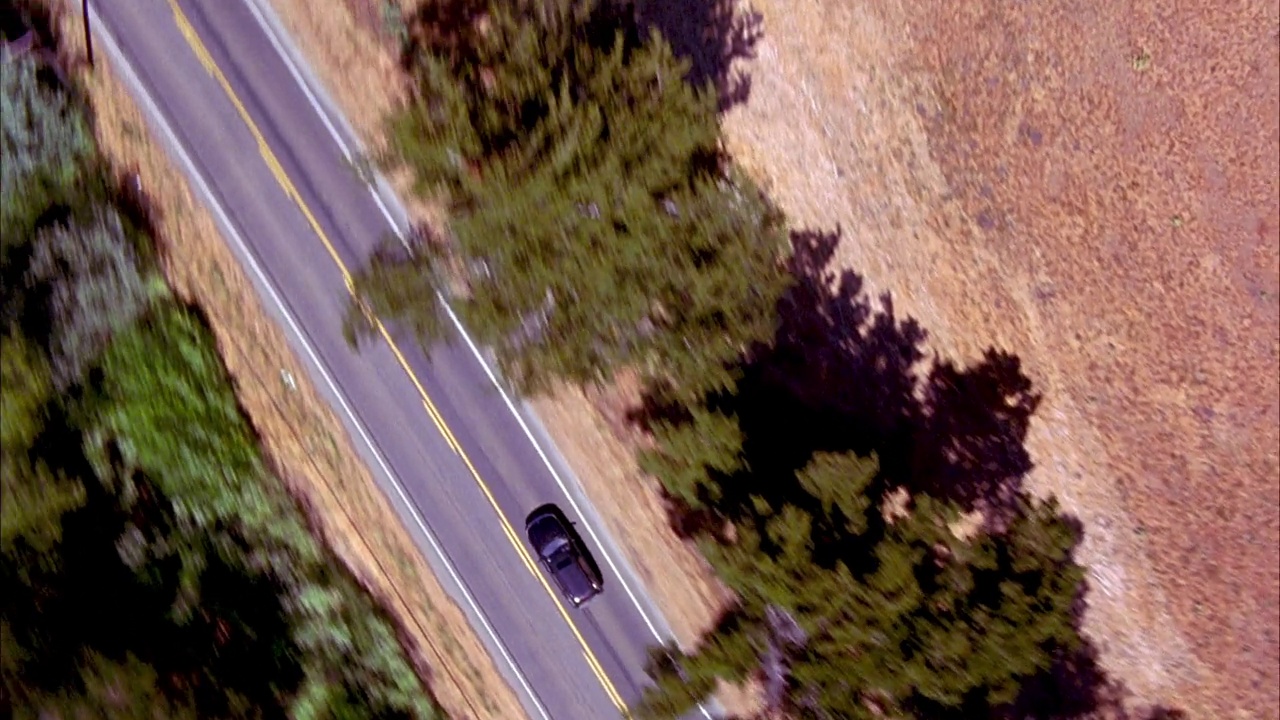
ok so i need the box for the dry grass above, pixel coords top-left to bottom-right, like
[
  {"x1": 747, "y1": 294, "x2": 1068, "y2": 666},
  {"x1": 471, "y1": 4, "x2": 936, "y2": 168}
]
[
  {"x1": 51, "y1": 3, "x2": 528, "y2": 719},
  {"x1": 713, "y1": 0, "x2": 1279, "y2": 717}
]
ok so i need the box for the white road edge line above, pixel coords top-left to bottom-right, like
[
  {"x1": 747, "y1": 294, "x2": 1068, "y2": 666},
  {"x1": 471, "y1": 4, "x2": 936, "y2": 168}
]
[
  {"x1": 235, "y1": 13, "x2": 720, "y2": 718},
  {"x1": 88, "y1": 9, "x2": 552, "y2": 720}
]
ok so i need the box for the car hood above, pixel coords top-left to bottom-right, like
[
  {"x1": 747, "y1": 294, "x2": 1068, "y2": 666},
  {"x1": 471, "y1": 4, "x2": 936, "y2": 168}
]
[{"x1": 554, "y1": 554, "x2": 598, "y2": 604}]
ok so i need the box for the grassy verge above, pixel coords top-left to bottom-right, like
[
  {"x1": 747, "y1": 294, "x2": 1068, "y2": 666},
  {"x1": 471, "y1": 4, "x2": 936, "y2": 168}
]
[{"x1": 51, "y1": 2, "x2": 526, "y2": 718}]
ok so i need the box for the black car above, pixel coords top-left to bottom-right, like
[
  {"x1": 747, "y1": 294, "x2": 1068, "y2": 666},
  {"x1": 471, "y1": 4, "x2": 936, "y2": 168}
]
[{"x1": 525, "y1": 505, "x2": 603, "y2": 607}]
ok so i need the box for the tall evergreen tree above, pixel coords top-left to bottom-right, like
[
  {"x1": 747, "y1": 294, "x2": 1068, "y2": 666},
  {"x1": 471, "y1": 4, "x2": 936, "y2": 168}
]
[
  {"x1": 637, "y1": 449, "x2": 1085, "y2": 720},
  {"x1": 349, "y1": 0, "x2": 791, "y2": 397}
]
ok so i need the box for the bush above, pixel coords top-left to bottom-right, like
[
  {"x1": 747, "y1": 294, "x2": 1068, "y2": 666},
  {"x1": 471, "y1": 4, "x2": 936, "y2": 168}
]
[
  {"x1": 0, "y1": 46, "x2": 93, "y2": 245},
  {"x1": 1, "y1": 41, "x2": 439, "y2": 719},
  {"x1": 26, "y1": 207, "x2": 156, "y2": 389},
  {"x1": 95, "y1": 305, "x2": 437, "y2": 718}
]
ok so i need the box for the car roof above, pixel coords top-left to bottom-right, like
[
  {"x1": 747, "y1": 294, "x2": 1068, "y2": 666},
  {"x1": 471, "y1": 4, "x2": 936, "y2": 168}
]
[
  {"x1": 526, "y1": 512, "x2": 568, "y2": 554},
  {"x1": 526, "y1": 507, "x2": 601, "y2": 604}
]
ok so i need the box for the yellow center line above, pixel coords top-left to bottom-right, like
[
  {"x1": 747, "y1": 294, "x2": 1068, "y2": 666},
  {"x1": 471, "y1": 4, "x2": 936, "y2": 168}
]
[{"x1": 165, "y1": 0, "x2": 630, "y2": 713}]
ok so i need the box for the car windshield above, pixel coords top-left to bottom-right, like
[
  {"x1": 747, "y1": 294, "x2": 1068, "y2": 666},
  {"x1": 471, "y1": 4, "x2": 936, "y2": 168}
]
[{"x1": 543, "y1": 536, "x2": 569, "y2": 558}]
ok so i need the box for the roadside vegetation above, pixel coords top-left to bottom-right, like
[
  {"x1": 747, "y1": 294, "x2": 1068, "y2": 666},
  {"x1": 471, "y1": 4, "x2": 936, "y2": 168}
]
[
  {"x1": 347, "y1": 0, "x2": 791, "y2": 400},
  {"x1": 345, "y1": 0, "x2": 1190, "y2": 718},
  {"x1": 1, "y1": 7, "x2": 439, "y2": 717}
]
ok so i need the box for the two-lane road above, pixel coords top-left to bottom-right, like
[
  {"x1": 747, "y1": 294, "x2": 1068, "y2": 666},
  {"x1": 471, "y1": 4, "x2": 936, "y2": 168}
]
[{"x1": 89, "y1": 1, "x2": 717, "y2": 718}]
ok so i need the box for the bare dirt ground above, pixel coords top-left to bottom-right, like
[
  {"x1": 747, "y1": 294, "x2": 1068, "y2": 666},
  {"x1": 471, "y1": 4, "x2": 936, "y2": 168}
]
[
  {"x1": 235, "y1": 0, "x2": 1279, "y2": 718},
  {"x1": 52, "y1": 3, "x2": 528, "y2": 718},
  {"x1": 713, "y1": 0, "x2": 1278, "y2": 717}
]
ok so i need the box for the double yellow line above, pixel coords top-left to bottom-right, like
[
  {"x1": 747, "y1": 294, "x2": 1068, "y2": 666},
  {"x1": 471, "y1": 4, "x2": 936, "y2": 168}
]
[{"x1": 165, "y1": 0, "x2": 629, "y2": 713}]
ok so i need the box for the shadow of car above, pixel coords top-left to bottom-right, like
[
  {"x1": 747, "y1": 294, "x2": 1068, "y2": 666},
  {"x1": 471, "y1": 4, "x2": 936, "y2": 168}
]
[{"x1": 525, "y1": 504, "x2": 603, "y2": 608}]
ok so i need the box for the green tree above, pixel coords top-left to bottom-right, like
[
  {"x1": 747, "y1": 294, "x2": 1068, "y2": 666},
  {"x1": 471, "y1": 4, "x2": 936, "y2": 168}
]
[
  {"x1": 350, "y1": 0, "x2": 791, "y2": 397},
  {"x1": 638, "y1": 402, "x2": 745, "y2": 506},
  {"x1": 638, "y1": 450, "x2": 1085, "y2": 719},
  {"x1": 2, "y1": 38, "x2": 438, "y2": 720}
]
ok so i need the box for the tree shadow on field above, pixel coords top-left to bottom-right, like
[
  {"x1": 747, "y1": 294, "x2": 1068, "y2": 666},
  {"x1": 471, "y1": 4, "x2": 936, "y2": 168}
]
[
  {"x1": 994, "y1": 618, "x2": 1191, "y2": 720},
  {"x1": 711, "y1": 227, "x2": 1039, "y2": 527},
  {"x1": 632, "y1": 0, "x2": 763, "y2": 111},
  {"x1": 631, "y1": 227, "x2": 1189, "y2": 719}
]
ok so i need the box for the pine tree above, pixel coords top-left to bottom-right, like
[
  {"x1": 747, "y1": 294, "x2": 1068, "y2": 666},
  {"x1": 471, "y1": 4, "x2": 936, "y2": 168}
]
[
  {"x1": 351, "y1": 0, "x2": 791, "y2": 397},
  {"x1": 636, "y1": 450, "x2": 1085, "y2": 719},
  {"x1": 638, "y1": 402, "x2": 745, "y2": 507}
]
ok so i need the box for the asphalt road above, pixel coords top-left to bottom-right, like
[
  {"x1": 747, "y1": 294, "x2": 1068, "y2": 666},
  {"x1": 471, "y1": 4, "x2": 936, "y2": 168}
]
[{"x1": 89, "y1": 1, "x2": 719, "y2": 718}]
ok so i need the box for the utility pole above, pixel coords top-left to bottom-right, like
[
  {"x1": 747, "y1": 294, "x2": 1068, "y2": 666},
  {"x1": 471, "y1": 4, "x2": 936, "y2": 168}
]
[{"x1": 82, "y1": 0, "x2": 94, "y2": 68}]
